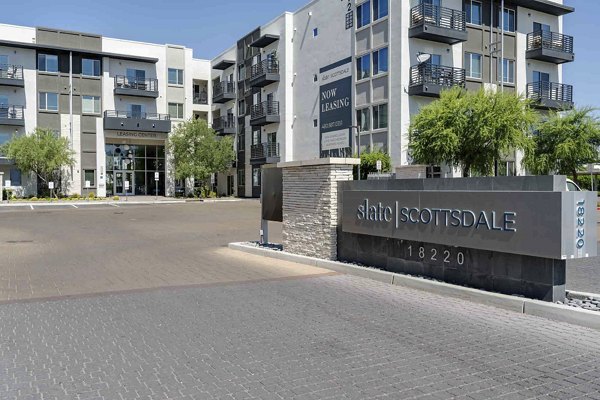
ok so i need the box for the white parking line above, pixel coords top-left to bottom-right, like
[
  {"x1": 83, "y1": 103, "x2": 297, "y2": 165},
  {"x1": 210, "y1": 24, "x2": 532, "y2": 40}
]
[
  {"x1": 29, "y1": 205, "x2": 34, "y2": 210},
  {"x1": 109, "y1": 203, "x2": 120, "y2": 208},
  {"x1": 71, "y1": 204, "x2": 78, "y2": 209}
]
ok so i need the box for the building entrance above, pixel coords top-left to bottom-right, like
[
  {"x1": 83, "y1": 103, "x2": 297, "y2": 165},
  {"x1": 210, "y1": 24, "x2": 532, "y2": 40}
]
[
  {"x1": 106, "y1": 144, "x2": 165, "y2": 196},
  {"x1": 114, "y1": 171, "x2": 134, "y2": 196}
]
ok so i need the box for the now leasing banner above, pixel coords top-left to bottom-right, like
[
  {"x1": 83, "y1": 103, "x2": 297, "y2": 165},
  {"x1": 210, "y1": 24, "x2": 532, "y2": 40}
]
[{"x1": 320, "y1": 57, "x2": 352, "y2": 152}]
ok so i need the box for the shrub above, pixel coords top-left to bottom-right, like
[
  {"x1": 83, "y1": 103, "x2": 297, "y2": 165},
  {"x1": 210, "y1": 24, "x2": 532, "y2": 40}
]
[
  {"x1": 30, "y1": 197, "x2": 38, "y2": 201},
  {"x1": 88, "y1": 192, "x2": 96, "y2": 199},
  {"x1": 113, "y1": 196, "x2": 120, "y2": 201},
  {"x1": 353, "y1": 150, "x2": 392, "y2": 180},
  {"x1": 69, "y1": 193, "x2": 80, "y2": 199}
]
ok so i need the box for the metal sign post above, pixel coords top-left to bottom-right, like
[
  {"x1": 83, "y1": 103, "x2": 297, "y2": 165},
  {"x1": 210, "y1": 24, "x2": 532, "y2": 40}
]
[
  {"x1": 48, "y1": 181, "x2": 54, "y2": 200},
  {"x1": 154, "y1": 172, "x2": 159, "y2": 200},
  {"x1": 125, "y1": 181, "x2": 129, "y2": 202}
]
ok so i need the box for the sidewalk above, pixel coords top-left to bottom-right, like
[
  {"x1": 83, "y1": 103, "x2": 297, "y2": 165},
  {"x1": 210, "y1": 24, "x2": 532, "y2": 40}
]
[{"x1": 0, "y1": 196, "x2": 246, "y2": 207}]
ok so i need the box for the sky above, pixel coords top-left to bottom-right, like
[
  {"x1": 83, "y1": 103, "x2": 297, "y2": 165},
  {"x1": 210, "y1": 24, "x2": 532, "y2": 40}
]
[{"x1": 0, "y1": 0, "x2": 596, "y2": 109}]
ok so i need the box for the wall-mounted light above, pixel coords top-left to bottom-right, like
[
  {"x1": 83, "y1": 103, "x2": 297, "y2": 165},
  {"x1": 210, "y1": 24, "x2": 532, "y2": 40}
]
[{"x1": 308, "y1": 11, "x2": 313, "y2": 16}]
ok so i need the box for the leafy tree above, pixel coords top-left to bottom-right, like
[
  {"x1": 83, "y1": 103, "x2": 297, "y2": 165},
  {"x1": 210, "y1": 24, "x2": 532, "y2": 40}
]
[
  {"x1": 409, "y1": 87, "x2": 537, "y2": 177},
  {"x1": 0, "y1": 128, "x2": 74, "y2": 194},
  {"x1": 168, "y1": 118, "x2": 235, "y2": 189},
  {"x1": 354, "y1": 150, "x2": 392, "y2": 180},
  {"x1": 524, "y1": 107, "x2": 600, "y2": 185}
]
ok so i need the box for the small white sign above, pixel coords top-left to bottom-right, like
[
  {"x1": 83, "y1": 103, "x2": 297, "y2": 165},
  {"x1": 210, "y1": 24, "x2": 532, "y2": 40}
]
[
  {"x1": 125, "y1": 181, "x2": 130, "y2": 190},
  {"x1": 376, "y1": 160, "x2": 382, "y2": 172},
  {"x1": 5, "y1": 180, "x2": 11, "y2": 187},
  {"x1": 154, "y1": 172, "x2": 159, "y2": 181},
  {"x1": 85, "y1": 180, "x2": 91, "y2": 189},
  {"x1": 210, "y1": 174, "x2": 215, "y2": 185},
  {"x1": 48, "y1": 182, "x2": 54, "y2": 190}
]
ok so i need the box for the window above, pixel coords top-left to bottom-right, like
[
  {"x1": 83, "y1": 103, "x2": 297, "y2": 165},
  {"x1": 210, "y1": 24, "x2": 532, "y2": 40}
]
[
  {"x1": 356, "y1": 53, "x2": 371, "y2": 80},
  {"x1": 466, "y1": 1, "x2": 482, "y2": 25},
  {"x1": 0, "y1": 95, "x2": 7, "y2": 107},
  {"x1": 252, "y1": 167, "x2": 261, "y2": 187},
  {"x1": 38, "y1": 54, "x2": 58, "y2": 73},
  {"x1": 373, "y1": 47, "x2": 388, "y2": 75},
  {"x1": 237, "y1": 134, "x2": 245, "y2": 152},
  {"x1": 373, "y1": 103, "x2": 388, "y2": 130},
  {"x1": 498, "y1": 58, "x2": 515, "y2": 84},
  {"x1": 168, "y1": 68, "x2": 184, "y2": 85},
  {"x1": 464, "y1": 52, "x2": 482, "y2": 79},
  {"x1": 82, "y1": 59, "x2": 100, "y2": 77},
  {"x1": 82, "y1": 96, "x2": 101, "y2": 114},
  {"x1": 373, "y1": 0, "x2": 388, "y2": 20},
  {"x1": 84, "y1": 170, "x2": 95, "y2": 186},
  {"x1": 238, "y1": 65, "x2": 245, "y2": 81},
  {"x1": 533, "y1": 22, "x2": 551, "y2": 33},
  {"x1": 9, "y1": 168, "x2": 21, "y2": 186},
  {"x1": 128, "y1": 104, "x2": 144, "y2": 118},
  {"x1": 39, "y1": 92, "x2": 59, "y2": 111},
  {"x1": 0, "y1": 55, "x2": 8, "y2": 65},
  {"x1": 313, "y1": 28, "x2": 318, "y2": 37},
  {"x1": 0, "y1": 132, "x2": 10, "y2": 146},
  {"x1": 357, "y1": 1, "x2": 371, "y2": 28},
  {"x1": 126, "y1": 68, "x2": 145, "y2": 82},
  {"x1": 238, "y1": 99, "x2": 246, "y2": 115},
  {"x1": 533, "y1": 71, "x2": 550, "y2": 83},
  {"x1": 252, "y1": 129, "x2": 260, "y2": 146},
  {"x1": 237, "y1": 169, "x2": 245, "y2": 186},
  {"x1": 168, "y1": 103, "x2": 184, "y2": 119},
  {"x1": 498, "y1": 8, "x2": 515, "y2": 32},
  {"x1": 357, "y1": 108, "x2": 370, "y2": 132}
]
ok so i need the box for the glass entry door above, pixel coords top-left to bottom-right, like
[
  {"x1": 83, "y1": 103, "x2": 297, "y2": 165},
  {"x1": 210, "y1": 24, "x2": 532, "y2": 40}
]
[{"x1": 114, "y1": 171, "x2": 133, "y2": 196}]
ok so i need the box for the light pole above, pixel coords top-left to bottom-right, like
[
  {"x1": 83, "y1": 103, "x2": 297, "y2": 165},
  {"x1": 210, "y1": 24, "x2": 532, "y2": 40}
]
[{"x1": 351, "y1": 125, "x2": 361, "y2": 180}]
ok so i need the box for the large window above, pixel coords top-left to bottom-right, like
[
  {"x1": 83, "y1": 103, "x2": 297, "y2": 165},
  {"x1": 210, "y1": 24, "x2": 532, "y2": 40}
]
[
  {"x1": 168, "y1": 68, "x2": 184, "y2": 85},
  {"x1": 464, "y1": 52, "x2": 482, "y2": 79},
  {"x1": 39, "y1": 92, "x2": 59, "y2": 111},
  {"x1": 126, "y1": 68, "x2": 145, "y2": 82},
  {"x1": 373, "y1": 47, "x2": 388, "y2": 75},
  {"x1": 356, "y1": 53, "x2": 371, "y2": 80},
  {"x1": 498, "y1": 58, "x2": 515, "y2": 84},
  {"x1": 498, "y1": 8, "x2": 516, "y2": 32},
  {"x1": 357, "y1": 108, "x2": 370, "y2": 132},
  {"x1": 84, "y1": 170, "x2": 95, "y2": 187},
  {"x1": 373, "y1": 0, "x2": 388, "y2": 21},
  {"x1": 252, "y1": 167, "x2": 260, "y2": 187},
  {"x1": 466, "y1": 0, "x2": 482, "y2": 25},
  {"x1": 105, "y1": 144, "x2": 165, "y2": 196},
  {"x1": 168, "y1": 103, "x2": 184, "y2": 119},
  {"x1": 38, "y1": 54, "x2": 58, "y2": 73},
  {"x1": 237, "y1": 133, "x2": 245, "y2": 152},
  {"x1": 82, "y1": 59, "x2": 100, "y2": 77},
  {"x1": 373, "y1": 103, "x2": 388, "y2": 130},
  {"x1": 237, "y1": 169, "x2": 245, "y2": 186},
  {"x1": 357, "y1": 1, "x2": 371, "y2": 28},
  {"x1": 0, "y1": 132, "x2": 10, "y2": 146},
  {"x1": 9, "y1": 168, "x2": 21, "y2": 186},
  {"x1": 82, "y1": 95, "x2": 101, "y2": 114}
]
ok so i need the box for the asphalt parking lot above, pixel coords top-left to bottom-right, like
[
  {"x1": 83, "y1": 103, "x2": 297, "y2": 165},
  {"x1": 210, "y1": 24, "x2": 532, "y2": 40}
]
[{"x1": 1, "y1": 201, "x2": 600, "y2": 399}]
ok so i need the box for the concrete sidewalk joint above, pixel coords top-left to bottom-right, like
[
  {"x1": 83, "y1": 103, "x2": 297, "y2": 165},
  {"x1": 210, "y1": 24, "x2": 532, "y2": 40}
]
[{"x1": 229, "y1": 242, "x2": 600, "y2": 331}]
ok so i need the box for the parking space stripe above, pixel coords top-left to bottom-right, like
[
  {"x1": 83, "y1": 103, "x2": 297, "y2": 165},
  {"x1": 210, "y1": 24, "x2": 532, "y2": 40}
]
[
  {"x1": 71, "y1": 204, "x2": 78, "y2": 209},
  {"x1": 110, "y1": 203, "x2": 120, "y2": 207},
  {"x1": 29, "y1": 205, "x2": 34, "y2": 210}
]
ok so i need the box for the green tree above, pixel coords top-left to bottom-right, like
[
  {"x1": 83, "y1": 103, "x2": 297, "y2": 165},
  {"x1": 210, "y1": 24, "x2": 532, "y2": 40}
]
[
  {"x1": 0, "y1": 128, "x2": 74, "y2": 194},
  {"x1": 168, "y1": 118, "x2": 235, "y2": 191},
  {"x1": 524, "y1": 107, "x2": 600, "y2": 185},
  {"x1": 409, "y1": 87, "x2": 537, "y2": 177},
  {"x1": 354, "y1": 150, "x2": 392, "y2": 180}
]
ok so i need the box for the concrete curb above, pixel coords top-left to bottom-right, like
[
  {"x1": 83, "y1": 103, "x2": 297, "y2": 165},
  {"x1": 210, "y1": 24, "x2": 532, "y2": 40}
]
[{"x1": 228, "y1": 242, "x2": 600, "y2": 331}]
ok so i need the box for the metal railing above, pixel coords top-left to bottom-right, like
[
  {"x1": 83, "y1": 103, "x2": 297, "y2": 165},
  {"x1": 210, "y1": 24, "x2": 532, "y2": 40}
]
[
  {"x1": 193, "y1": 92, "x2": 208, "y2": 104},
  {"x1": 526, "y1": 81, "x2": 573, "y2": 104},
  {"x1": 0, "y1": 64, "x2": 24, "y2": 80},
  {"x1": 114, "y1": 75, "x2": 159, "y2": 92},
  {"x1": 103, "y1": 110, "x2": 170, "y2": 120},
  {"x1": 527, "y1": 31, "x2": 574, "y2": 54},
  {"x1": 250, "y1": 59, "x2": 279, "y2": 80},
  {"x1": 409, "y1": 64, "x2": 465, "y2": 88},
  {"x1": 410, "y1": 3, "x2": 466, "y2": 31},
  {"x1": 250, "y1": 101, "x2": 280, "y2": 120},
  {"x1": 0, "y1": 105, "x2": 24, "y2": 120},
  {"x1": 213, "y1": 115, "x2": 236, "y2": 131},
  {"x1": 213, "y1": 81, "x2": 236, "y2": 98},
  {"x1": 250, "y1": 142, "x2": 280, "y2": 160}
]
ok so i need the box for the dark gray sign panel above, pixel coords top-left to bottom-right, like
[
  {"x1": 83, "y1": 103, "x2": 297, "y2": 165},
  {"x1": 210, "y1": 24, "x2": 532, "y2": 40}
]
[
  {"x1": 319, "y1": 57, "x2": 352, "y2": 153},
  {"x1": 341, "y1": 190, "x2": 597, "y2": 260}
]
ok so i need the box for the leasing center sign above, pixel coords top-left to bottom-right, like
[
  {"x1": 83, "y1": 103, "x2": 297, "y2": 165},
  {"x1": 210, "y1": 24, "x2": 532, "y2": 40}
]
[
  {"x1": 342, "y1": 190, "x2": 597, "y2": 260},
  {"x1": 320, "y1": 57, "x2": 352, "y2": 152}
]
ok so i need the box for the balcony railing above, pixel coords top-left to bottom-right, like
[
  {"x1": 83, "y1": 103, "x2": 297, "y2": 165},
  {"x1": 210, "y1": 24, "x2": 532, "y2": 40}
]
[
  {"x1": 193, "y1": 92, "x2": 208, "y2": 104},
  {"x1": 114, "y1": 76, "x2": 158, "y2": 93},
  {"x1": 409, "y1": 64, "x2": 465, "y2": 88},
  {"x1": 250, "y1": 142, "x2": 280, "y2": 160},
  {"x1": 250, "y1": 101, "x2": 280, "y2": 120},
  {"x1": 104, "y1": 110, "x2": 170, "y2": 120},
  {"x1": 0, "y1": 64, "x2": 24, "y2": 80},
  {"x1": 0, "y1": 105, "x2": 24, "y2": 121},
  {"x1": 527, "y1": 31, "x2": 574, "y2": 54},
  {"x1": 213, "y1": 81, "x2": 236, "y2": 98},
  {"x1": 213, "y1": 115, "x2": 236, "y2": 131},
  {"x1": 526, "y1": 81, "x2": 573, "y2": 105},
  {"x1": 410, "y1": 3, "x2": 466, "y2": 32},
  {"x1": 250, "y1": 59, "x2": 279, "y2": 80}
]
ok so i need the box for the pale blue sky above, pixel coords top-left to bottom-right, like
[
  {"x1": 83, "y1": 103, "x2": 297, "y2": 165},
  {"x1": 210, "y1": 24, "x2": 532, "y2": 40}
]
[{"x1": 0, "y1": 0, "x2": 594, "y2": 108}]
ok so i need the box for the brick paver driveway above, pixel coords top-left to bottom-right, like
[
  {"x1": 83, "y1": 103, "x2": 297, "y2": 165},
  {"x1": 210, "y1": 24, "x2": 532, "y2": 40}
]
[{"x1": 1, "y1": 201, "x2": 600, "y2": 399}]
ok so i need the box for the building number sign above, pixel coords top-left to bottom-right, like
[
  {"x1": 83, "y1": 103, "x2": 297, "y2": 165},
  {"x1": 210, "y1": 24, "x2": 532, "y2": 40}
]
[{"x1": 343, "y1": 0, "x2": 353, "y2": 29}]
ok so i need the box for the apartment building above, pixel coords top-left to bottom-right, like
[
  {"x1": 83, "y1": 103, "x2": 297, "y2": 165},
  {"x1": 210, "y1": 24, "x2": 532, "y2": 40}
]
[{"x1": 0, "y1": 24, "x2": 212, "y2": 198}]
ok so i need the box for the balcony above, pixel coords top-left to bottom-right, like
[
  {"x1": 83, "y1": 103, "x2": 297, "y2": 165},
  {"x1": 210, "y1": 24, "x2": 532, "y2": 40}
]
[
  {"x1": 212, "y1": 81, "x2": 236, "y2": 104},
  {"x1": 0, "y1": 105, "x2": 24, "y2": 126},
  {"x1": 526, "y1": 31, "x2": 574, "y2": 64},
  {"x1": 213, "y1": 115, "x2": 236, "y2": 136},
  {"x1": 250, "y1": 142, "x2": 280, "y2": 165},
  {"x1": 193, "y1": 92, "x2": 208, "y2": 105},
  {"x1": 113, "y1": 76, "x2": 159, "y2": 98},
  {"x1": 103, "y1": 110, "x2": 171, "y2": 133},
  {"x1": 0, "y1": 65, "x2": 24, "y2": 87},
  {"x1": 526, "y1": 82, "x2": 573, "y2": 110},
  {"x1": 409, "y1": 4, "x2": 467, "y2": 45},
  {"x1": 408, "y1": 64, "x2": 465, "y2": 97},
  {"x1": 248, "y1": 60, "x2": 280, "y2": 88},
  {"x1": 250, "y1": 101, "x2": 280, "y2": 126}
]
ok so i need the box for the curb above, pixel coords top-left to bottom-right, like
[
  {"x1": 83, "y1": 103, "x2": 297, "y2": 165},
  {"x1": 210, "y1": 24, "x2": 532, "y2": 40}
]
[{"x1": 228, "y1": 242, "x2": 600, "y2": 331}]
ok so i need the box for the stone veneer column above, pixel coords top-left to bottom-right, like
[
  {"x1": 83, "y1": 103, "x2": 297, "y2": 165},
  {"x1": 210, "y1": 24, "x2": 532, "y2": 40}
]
[{"x1": 280, "y1": 158, "x2": 360, "y2": 260}]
